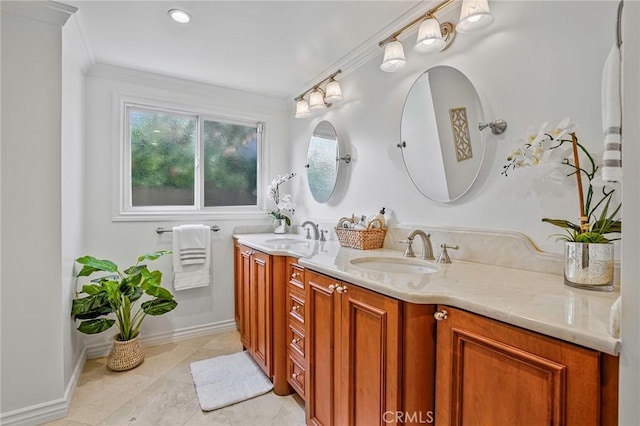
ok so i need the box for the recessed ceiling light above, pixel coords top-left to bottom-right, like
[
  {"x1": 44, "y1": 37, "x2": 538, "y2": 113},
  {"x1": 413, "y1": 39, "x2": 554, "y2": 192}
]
[{"x1": 168, "y1": 9, "x2": 192, "y2": 24}]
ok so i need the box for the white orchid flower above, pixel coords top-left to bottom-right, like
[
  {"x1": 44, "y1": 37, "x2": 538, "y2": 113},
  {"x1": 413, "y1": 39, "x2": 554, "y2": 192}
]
[
  {"x1": 526, "y1": 122, "x2": 549, "y2": 146},
  {"x1": 550, "y1": 117, "x2": 575, "y2": 141}
]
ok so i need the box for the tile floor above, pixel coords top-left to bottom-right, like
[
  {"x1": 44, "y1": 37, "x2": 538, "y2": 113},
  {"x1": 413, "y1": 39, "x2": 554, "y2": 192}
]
[{"x1": 45, "y1": 330, "x2": 305, "y2": 426}]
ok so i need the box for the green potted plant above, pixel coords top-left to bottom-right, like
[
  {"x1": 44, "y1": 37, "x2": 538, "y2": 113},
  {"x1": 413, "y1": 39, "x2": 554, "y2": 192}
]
[
  {"x1": 71, "y1": 250, "x2": 178, "y2": 370},
  {"x1": 503, "y1": 118, "x2": 621, "y2": 291}
]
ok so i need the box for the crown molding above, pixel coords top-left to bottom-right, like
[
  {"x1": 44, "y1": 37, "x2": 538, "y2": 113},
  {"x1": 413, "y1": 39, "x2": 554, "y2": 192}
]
[{"x1": 1, "y1": 1, "x2": 77, "y2": 27}]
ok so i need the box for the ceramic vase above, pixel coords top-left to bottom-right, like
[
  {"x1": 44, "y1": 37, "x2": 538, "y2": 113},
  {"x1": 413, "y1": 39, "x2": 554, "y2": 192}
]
[
  {"x1": 273, "y1": 219, "x2": 287, "y2": 234},
  {"x1": 564, "y1": 242, "x2": 614, "y2": 291}
]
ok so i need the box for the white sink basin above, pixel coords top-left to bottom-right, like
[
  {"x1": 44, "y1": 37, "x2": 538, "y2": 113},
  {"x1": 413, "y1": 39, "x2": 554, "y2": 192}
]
[
  {"x1": 264, "y1": 238, "x2": 310, "y2": 245},
  {"x1": 350, "y1": 257, "x2": 439, "y2": 275}
]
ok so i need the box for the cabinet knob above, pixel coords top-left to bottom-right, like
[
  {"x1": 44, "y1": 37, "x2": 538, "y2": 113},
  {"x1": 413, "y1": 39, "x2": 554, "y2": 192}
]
[
  {"x1": 328, "y1": 284, "x2": 338, "y2": 291},
  {"x1": 335, "y1": 285, "x2": 348, "y2": 294},
  {"x1": 291, "y1": 272, "x2": 301, "y2": 279},
  {"x1": 291, "y1": 372, "x2": 300, "y2": 379},
  {"x1": 434, "y1": 310, "x2": 449, "y2": 321},
  {"x1": 291, "y1": 338, "x2": 300, "y2": 345},
  {"x1": 292, "y1": 305, "x2": 300, "y2": 312}
]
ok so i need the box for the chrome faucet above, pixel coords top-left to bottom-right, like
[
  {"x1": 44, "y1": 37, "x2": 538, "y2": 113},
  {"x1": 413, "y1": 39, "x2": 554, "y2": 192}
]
[
  {"x1": 401, "y1": 230, "x2": 435, "y2": 261},
  {"x1": 301, "y1": 221, "x2": 320, "y2": 240}
]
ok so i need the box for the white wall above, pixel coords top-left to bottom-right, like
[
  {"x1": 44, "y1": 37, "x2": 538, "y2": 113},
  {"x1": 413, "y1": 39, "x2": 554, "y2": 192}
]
[
  {"x1": 81, "y1": 64, "x2": 290, "y2": 350},
  {"x1": 1, "y1": 3, "x2": 70, "y2": 416},
  {"x1": 288, "y1": 1, "x2": 619, "y2": 256},
  {"x1": 61, "y1": 14, "x2": 88, "y2": 391}
]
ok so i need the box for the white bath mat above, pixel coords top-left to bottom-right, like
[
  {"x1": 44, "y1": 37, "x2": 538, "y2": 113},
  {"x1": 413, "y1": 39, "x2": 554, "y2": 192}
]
[{"x1": 190, "y1": 350, "x2": 273, "y2": 411}]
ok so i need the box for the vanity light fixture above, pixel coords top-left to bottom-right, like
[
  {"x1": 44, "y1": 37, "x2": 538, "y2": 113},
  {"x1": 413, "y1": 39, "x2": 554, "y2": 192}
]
[
  {"x1": 380, "y1": 38, "x2": 406, "y2": 72},
  {"x1": 378, "y1": 0, "x2": 494, "y2": 72},
  {"x1": 458, "y1": 0, "x2": 494, "y2": 32},
  {"x1": 293, "y1": 70, "x2": 343, "y2": 119},
  {"x1": 168, "y1": 9, "x2": 192, "y2": 24}
]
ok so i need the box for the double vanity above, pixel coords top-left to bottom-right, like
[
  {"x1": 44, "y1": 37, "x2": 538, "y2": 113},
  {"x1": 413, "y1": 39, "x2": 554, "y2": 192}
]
[{"x1": 233, "y1": 229, "x2": 620, "y2": 425}]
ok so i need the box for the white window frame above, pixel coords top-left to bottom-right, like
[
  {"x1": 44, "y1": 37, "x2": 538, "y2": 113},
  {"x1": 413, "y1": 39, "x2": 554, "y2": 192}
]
[{"x1": 113, "y1": 93, "x2": 267, "y2": 221}]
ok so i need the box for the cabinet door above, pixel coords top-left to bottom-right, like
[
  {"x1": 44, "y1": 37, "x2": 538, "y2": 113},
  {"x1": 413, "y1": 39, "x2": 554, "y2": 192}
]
[
  {"x1": 250, "y1": 251, "x2": 272, "y2": 377},
  {"x1": 239, "y1": 247, "x2": 252, "y2": 350},
  {"x1": 306, "y1": 271, "x2": 341, "y2": 426},
  {"x1": 338, "y1": 283, "x2": 401, "y2": 426},
  {"x1": 435, "y1": 305, "x2": 600, "y2": 426}
]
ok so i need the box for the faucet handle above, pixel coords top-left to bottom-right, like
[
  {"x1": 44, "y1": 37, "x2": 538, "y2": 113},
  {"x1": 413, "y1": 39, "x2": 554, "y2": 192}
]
[
  {"x1": 437, "y1": 244, "x2": 459, "y2": 264},
  {"x1": 319, "y1": 229, "x2": 327, "y2": 242},
  {"x1": 399, "y1": 239, "x2": 416, "y2": 258}
]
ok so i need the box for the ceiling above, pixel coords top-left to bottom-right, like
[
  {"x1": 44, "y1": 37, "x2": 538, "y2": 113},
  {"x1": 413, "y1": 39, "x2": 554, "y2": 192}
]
[{"x1": 67, "y1": 1, "x2": 421, "y2": 99}]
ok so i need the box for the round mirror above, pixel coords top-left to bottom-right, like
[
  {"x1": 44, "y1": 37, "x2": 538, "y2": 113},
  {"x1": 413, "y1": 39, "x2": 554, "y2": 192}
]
[
  {"x1": 306, "y1": 121, "x2": 340, "y2": 203},
  {"x1": 400, "y1": 65, "x2": 485, "y2": 202}
]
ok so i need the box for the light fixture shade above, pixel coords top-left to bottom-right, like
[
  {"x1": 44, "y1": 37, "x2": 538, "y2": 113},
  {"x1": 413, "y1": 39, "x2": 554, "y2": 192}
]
[
  {"x1": 380, "y1": 40, "x2": 406, "y2": 72},
  {"x1": 295, "y1": 99, "x2": 311, "y2": 118},
  {"x1": 309, "y1": 89, "x2": 326, "y2": 110},
  {"x1": 168, "y1": 9, "x2": 192, "y2": 24},
  {"x1": 457, "y1": 0, "x2": 494, "y2": 32},
  {"x1": 324, "y1": 80, "x2": 343, "y2": 102},
  {"x1": 415, "y1": 17, "x2": 446, "y2": 53}
]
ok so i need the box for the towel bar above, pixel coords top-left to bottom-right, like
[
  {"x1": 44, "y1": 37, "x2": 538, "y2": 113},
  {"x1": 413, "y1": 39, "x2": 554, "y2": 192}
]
[{"x1": 156, "y1": 225, "x2": 220, "y2": 234}]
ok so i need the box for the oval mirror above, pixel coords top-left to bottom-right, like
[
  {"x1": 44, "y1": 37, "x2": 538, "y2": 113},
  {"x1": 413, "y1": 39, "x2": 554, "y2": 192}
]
[
  {"x1": 306, "y1": 121, "x2": 340, "y2": 203},
  {"x1": 400, "y1": 65, "x2": 485, "y2": 202}
]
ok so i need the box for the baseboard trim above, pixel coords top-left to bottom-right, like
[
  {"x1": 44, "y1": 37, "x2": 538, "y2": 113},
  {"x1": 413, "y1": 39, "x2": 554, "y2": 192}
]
[
  {"x1": 86, "y1": 319, "x2": 238, "y2": 359},
  {"x1": 0, "y1": 348, "x2": 87, "y2": 426}
]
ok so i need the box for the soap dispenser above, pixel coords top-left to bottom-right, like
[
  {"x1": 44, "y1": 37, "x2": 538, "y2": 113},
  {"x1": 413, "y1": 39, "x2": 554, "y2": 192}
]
[{"x1": 375, "y1": 207, "x2": 386, "y2": 228}]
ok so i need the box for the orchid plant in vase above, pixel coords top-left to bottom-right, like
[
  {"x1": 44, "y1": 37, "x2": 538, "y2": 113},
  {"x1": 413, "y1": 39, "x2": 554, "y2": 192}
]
[
  {"x1": 502, "y1": 118, "x2": 621, "y2": 243},
  {"x1": 267, "y1": 172, "x2": 296, "y2": 231}
]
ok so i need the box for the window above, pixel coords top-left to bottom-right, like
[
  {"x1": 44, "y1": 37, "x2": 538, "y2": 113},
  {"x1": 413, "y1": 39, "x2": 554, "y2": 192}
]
[{"x1": 123, "y1": 103, "x2": 262, "y2": 217}]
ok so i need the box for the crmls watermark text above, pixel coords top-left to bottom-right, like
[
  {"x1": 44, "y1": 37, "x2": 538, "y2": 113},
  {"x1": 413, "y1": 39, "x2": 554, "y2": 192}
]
[{"x1": 383, "y1": 411, "x2": 434, "y2": 424}]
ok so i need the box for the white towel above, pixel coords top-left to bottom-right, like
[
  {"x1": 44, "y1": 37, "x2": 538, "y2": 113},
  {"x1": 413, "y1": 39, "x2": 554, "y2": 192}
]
[
  {"x1": 601, "y1": 43, "x2": 622, "y2": 182},
  {"x1": 172, "y1": 224, "x2": 211, "y2": 290},
  {"x1": 178, "y1": 224, "x2": 207, "y2": 266}
]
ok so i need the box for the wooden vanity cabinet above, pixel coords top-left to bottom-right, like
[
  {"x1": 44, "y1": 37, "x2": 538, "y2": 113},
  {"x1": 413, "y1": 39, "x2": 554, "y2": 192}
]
[
  {"x1": 233, "y1": 240, "x2": 291, "y2": 395},
  {"x1": 306, "y1": 270, "x2": 433, "y2": 426},
  {"x1": 286, "y1": 257, "x2": 307, "y2": 400},
  {"x1": 434, "y1": 305, "x2": 619, "y2": 426},
  {"x1": 235, "y1": 245, "x2": 272, "y2": 376}
]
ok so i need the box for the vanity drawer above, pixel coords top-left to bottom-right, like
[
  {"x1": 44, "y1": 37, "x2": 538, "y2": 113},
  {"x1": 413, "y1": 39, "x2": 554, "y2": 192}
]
[
  {"x1": 287, "y1": 322, "x2": 305, "y2": 358},
  {"x1": 287, "y1": 286, "x2": 305, "y2": 326},
  {"x1": 288, "y1": 260, "x2": 305, "y2": 291},
  {"x1": 287, "y1": 351, "x2": 306, "y2": 400}
]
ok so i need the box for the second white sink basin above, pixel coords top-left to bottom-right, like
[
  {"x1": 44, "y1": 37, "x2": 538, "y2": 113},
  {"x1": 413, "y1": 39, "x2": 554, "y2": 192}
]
[{"x1": 350, "y1": 257, "x2": 439, "y2": 275}]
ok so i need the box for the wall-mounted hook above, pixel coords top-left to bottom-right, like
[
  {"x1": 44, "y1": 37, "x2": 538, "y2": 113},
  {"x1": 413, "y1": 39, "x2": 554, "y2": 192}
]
[
  {"x1": 337, "y1": 154, "x2": 351, "y2": 164},
  {"x1": 479, "y1": 119, "x2": 507, "y2": 135}
]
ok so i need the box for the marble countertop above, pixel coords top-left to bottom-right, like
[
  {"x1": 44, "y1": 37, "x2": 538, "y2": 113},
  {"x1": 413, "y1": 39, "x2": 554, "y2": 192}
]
[{"x1": 234, "y1": 233, "x2": 621, "y2": 355}]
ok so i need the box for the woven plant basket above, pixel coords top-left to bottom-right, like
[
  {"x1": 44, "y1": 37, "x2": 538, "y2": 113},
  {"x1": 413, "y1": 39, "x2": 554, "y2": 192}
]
[
  {"x1": 107, "y1": 334, "x2": 144, "y2": 371},
  {"x1": 335, "y1": 220, "x2": 387, "y2": 250}
]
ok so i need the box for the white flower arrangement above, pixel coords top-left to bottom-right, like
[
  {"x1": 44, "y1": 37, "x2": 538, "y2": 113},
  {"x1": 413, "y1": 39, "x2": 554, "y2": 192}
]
[
  {"x1": 502, "y1": 118, "x2": 620, "y2": 243},
  {"x1": 267, "y1": 172, "x2": 296, "y2": 225}
]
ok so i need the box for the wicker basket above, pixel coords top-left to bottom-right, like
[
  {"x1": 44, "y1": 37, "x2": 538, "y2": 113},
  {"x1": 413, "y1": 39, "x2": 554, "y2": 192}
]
[
  {"x1": 335, "y1": 220, "x2": 387, "y2": 250},
  {"x1": 107, "y1": 334, "x2": 144, "y2": 371}
]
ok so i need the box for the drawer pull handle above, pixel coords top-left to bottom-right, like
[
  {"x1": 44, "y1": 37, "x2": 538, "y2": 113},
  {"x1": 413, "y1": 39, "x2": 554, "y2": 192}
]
[
  {"x1": 291, "y1": 272, "x2": 301, "y2": 279},
  {"x1": 291, "y1": 372, "x2": 300, "y2": 379},
  {"x1": 328, "y1": 284, "x2": 338, "y2": 291},
  {"x1": 335, "y1": 285, "x2": 348, "y2": 294},
  {"x1": 434, "y1": 310, "x2": 449, "y2": 321},
  {"x1": 292, "y1": 305, "x2": 300, "y2": 312},
  {"x1": 291, "y1": 338, "x2": 300, "y2": 344}
]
